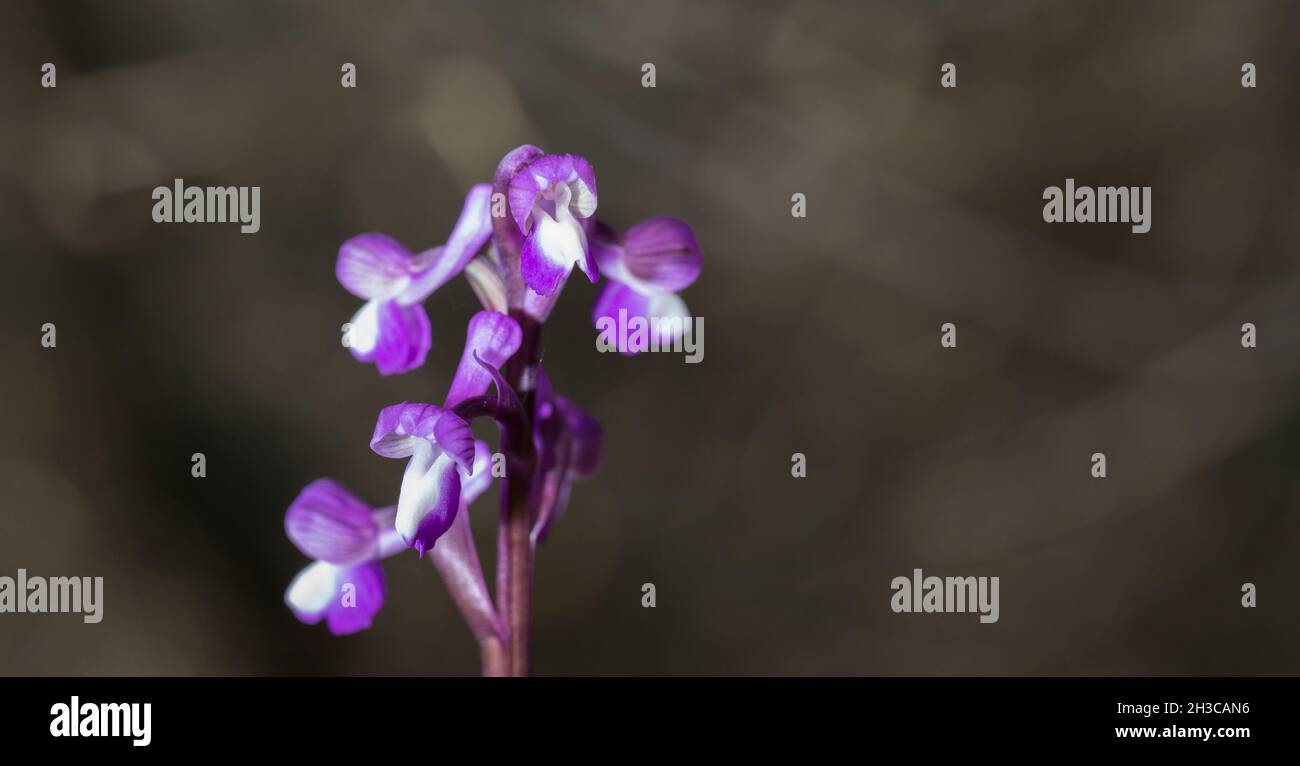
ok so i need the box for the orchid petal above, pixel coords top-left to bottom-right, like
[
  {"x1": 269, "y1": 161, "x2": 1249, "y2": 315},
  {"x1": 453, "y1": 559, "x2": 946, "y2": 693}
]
[
  {"x1": 506, "y1": 152, "x2": 599, "y2": 295},
  {"x1": 336, "y1": 233, "x2": 415, "y2": 301},
  {"x1": 595, "y1": 217, "x2": 701, "y2": 293},
  {"x1": 349, "y1": 300, "x2": 431, "y2": 375},
  {"x1": 592, "y1": 279, "x2": 651, "y2": 324},
  {"x1": 284, "y1": 479, "x2": 378, "y2": 565},
  {"x1": 286, "y1": 559, "x2": 386, "y2": 635},
  {"x1": 286, "y1": 561, "x2": 336, "y2": 624},
  {"x1": 433, "y1": 412, "x2": 475, "y2": 474},
  {"x1": 398, "y1": 184, "x2": 494, "y2": 304},
  {"x1": 646, "y1": 291, "x2": 692, "y2": 347},
  {"x1": 345, "y1": 300, "x2": 383, "y2": 356},
  {"x1": 396, "y1": 446, "x2": 461, "y2": 557},
  {"x1": 520, "y1": 228, "x2": 576, "y2": 296},
  {"x1": 463, "y1": 257, "x2": 508, "y2": 313},
  {"x1": 592, "y1": 282, "x2": 690, "y2": 353},
  {"x1": 461, "y1": 441, "x2": 495, "y2": 505},
  {"x1": 570, "y1": 176, "x2": 598, "y2": 218},
  {"x1": 474, "y1": 350, "x2": 520, "y2": 408},
  {"x1": 445, "y1": 311, "x2": 523, "y2": 406},
  {"x1": 323, "y1": 562, "x2": 386, "y2": 635},
  {"x1": 563, "y1": 155, "x2": 598, "y2": 217},
  {"x1": 591, "y1": 280, "x2": 651, "y2": 346},
  {"x1": 510, "y1": 154, "x2": 597, "y2": 221},
  {"x1": 370, "y1": 402, "x2": 445, "y2": 458},
  {"x1": 499, "y1": 144, "x2": 546, "y2": 234}
]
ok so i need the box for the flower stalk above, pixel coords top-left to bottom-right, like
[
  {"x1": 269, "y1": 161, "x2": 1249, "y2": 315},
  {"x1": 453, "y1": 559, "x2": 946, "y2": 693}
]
[{"x1": 498, "y1": 312, "x2": 541, "y2": 676}]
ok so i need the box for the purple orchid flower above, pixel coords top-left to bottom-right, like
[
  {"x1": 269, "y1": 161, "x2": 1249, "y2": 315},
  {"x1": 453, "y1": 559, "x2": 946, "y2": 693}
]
[
  {"x1": 369, "y1": 310, "x2": 522, "y2": 556},
  {"x1": 499, "y1": 146, "x2": 600, "y2": 297},
  {"x1": 338, "y1": 184, "x2": 493, "y2": 375},
  {"x1": 283, "y1": 479, "x2": 404, "y2": 635},
  {"x1": 591, "y1": 217, "x2": 702, "y2": 352},
  {"x1": 285, "y1": 441, "x2": 500, "y2": 636}
]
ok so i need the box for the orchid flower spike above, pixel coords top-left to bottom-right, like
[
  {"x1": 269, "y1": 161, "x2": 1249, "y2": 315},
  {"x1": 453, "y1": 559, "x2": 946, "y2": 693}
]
[
  {"x1": 591, "y1": 217, "x2": 701, "y2": 353},
  {"x1": 288, "y1": 143, "x2": 703, "y2": 675},
  {"x1": 338, "y1": 184, "x2": 493, "y2": 375}
]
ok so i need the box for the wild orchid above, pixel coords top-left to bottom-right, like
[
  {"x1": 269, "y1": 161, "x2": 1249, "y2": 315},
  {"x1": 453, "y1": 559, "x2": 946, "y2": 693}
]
[{"x1": 282, "y1": 144, "x2": 701, "y2": 676}]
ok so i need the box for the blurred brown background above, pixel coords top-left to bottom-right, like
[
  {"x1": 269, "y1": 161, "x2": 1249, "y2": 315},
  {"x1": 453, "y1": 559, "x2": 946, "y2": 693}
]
[{"x1": 1, "y1": 0, "x2": 1298, "y2": 675}]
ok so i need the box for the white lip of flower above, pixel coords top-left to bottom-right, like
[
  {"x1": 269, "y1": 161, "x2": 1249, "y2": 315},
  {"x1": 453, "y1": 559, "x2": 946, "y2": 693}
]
[
  {"x1": 347, "y1": 300, "x2": 382, "y2": 354},
  {"x1": 648, "y1": 291, "x2": 689, "y2": 320},
  {"x1": 286, "y1": 560, "x2": 339, "y2": 615},
  {"x1": 395, "y1": 441, "x2": 457, "y2": 545}
]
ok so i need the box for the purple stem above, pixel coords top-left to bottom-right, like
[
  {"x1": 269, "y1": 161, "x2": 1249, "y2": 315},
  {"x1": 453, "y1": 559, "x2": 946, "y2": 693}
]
[
  {"x1": 449, "y1": 362, "x2": 534, "y2": 676},
  {"x1": 497, "y1": 312, "x2": 541, "y2": 676}
]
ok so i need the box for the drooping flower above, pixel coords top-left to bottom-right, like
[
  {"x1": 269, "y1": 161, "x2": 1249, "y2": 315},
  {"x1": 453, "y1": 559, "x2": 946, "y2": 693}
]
[
  {"x1": 502, "y1": 147, "x2": 599, "y2": 297},
  {"x1": 283, "y1": 479, "x2": 405, "y2": 635},
  {"x1": 591, "y1": 217, "x2": 701, "y2": 353},
  {"x1": 369, "y1": 403, "x2": 467, "y2": 557},
  {"x1": 530, "y1": 368, "x2": 603, "y2": 545},
  {"x1": 370, "y1": 311, "x2": 522, "y2": 555},
  {"x1": 338, "y1": 184, "x2": 493, "y2": 375}
]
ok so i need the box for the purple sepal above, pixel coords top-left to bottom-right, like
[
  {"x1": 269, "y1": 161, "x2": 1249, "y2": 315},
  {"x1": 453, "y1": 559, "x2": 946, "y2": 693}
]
[
  {"x1": 496, "y1": 145, "x2": 545, "y2": 230},
  {"x1": 433, "y1": 412, "x2": 475, "y2": 474},
  {"x1": 397, "y1": 184, "x2": 494, "y2": 304},
  {"x1": 284, "y1": 479, "x2": 378, "y2": 565},
  {"x1": 336, "y1": 233, "x2": 415, "y2": 300},
  {"x1": 444, "y1": 311, "x2": 523, "y2": 406},
  {"x1": 473, "y1": 349, "x2": 523, "y2": 417},
  {"x1": 370, "y1": 402, "x2": 445, "y2": 458},
  {"x1": 594, "y1": 217, "x2": 701, "y2": 293}
]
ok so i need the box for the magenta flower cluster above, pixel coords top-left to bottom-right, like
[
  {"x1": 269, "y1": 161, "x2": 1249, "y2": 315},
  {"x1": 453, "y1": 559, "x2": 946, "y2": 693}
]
[{"x1": 282, "y1": 145, "x2": 701, "y2": 675}]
